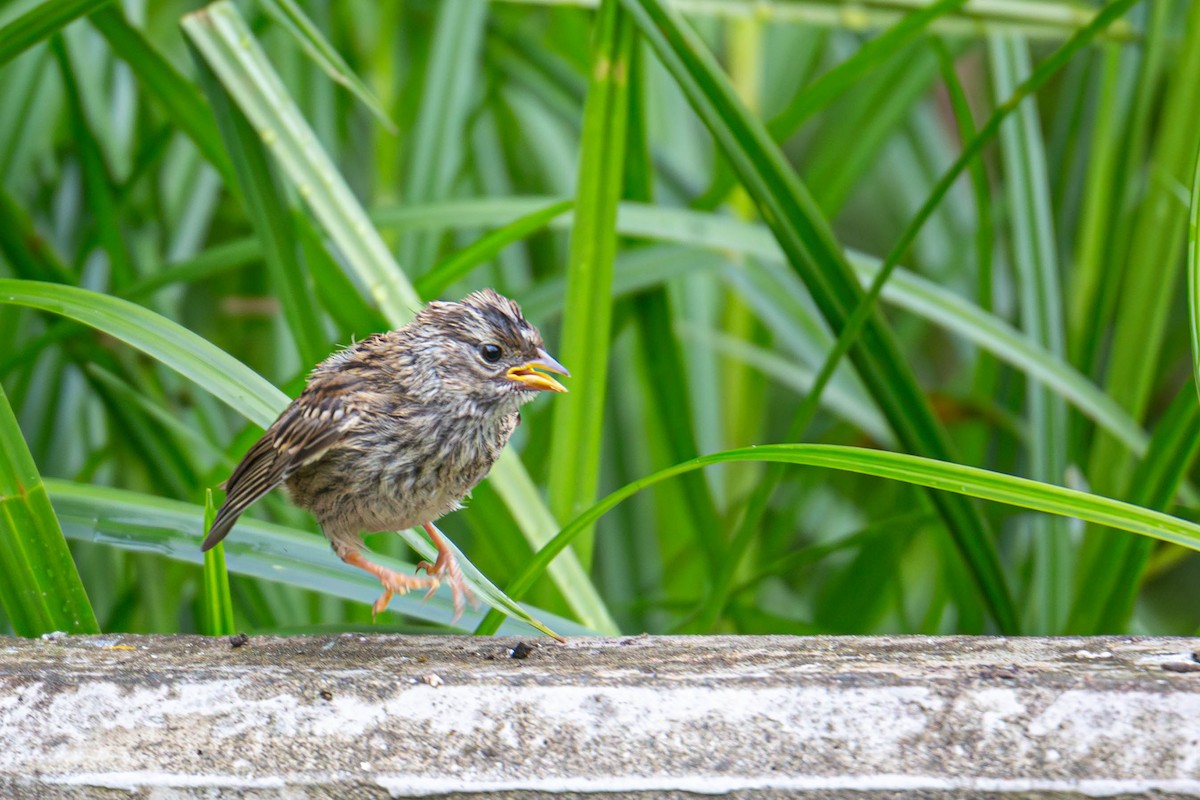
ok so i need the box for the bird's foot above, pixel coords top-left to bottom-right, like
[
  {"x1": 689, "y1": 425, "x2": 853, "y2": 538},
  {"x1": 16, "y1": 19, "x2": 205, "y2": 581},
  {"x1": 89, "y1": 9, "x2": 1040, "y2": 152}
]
[
  {"x1": 370, "y1": 569, "x2": 440, "y2": 618},
  {"x1": 415, "y1": 547, "x2": 476, "y2": 622}
]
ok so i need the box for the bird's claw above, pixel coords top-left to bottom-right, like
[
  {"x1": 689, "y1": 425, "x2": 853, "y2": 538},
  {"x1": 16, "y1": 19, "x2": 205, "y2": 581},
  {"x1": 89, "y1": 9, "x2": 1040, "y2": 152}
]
[{"x1": 415, "y1": 551, "x2": 476, "y2": 622}]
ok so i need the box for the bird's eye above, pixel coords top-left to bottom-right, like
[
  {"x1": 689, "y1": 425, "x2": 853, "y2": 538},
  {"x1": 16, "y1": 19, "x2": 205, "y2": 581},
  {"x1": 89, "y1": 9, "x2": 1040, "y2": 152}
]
[{"x1": 480, "y1": 343, "x2": 503, "y2": 363}]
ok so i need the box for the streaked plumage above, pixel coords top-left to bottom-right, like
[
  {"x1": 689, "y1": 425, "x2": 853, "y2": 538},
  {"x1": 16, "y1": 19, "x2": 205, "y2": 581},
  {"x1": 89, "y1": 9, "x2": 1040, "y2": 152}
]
[{"x1": 203, "y1": 289, "x2": 569, "y2": 618}]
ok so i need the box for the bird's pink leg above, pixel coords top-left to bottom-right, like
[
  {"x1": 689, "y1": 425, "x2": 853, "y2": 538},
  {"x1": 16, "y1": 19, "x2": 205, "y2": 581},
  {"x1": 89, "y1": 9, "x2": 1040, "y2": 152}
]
[
  {"x1": 415, "y1": 522, "x2": 477, "y2": 620},
  {"x1": 340, "y1": 549, "x2": 438, "y2": 618}
]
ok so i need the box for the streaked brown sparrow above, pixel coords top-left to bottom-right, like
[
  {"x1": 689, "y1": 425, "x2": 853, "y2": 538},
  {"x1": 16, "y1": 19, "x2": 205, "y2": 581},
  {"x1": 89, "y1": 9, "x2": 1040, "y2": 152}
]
[{"x1": 202, "y1": 289, "x2": 569, "y2": 619}]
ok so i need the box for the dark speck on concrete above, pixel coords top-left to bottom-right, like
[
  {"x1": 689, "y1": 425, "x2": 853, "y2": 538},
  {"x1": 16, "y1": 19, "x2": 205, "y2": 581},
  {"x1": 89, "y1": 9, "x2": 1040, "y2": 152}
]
[
  {"x1": 1162, "y1": 662, "x2": 1200, "y2": 673},
  {"x1": 229, "y1": 633, "x2": 249, "y2": 649},
  {"x1": 511, "y1": 641, "x2": 535, "y2": 660}
]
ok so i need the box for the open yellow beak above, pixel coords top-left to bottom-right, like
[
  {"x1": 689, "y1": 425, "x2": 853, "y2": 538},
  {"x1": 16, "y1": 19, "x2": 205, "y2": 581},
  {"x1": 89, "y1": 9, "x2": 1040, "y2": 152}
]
[{"x1": 507, "y1": 348, "x2": 570, "y2": 393}]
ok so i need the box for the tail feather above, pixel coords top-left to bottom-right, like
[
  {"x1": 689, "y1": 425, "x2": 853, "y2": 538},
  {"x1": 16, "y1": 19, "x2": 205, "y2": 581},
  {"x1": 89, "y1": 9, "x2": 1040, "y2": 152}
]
[
  {"x1": 202, "y1": 435, "x2": 284, "y2": 551},
  {"x1": 201, "y1": 507, "x2": 241, "y2": 551}
]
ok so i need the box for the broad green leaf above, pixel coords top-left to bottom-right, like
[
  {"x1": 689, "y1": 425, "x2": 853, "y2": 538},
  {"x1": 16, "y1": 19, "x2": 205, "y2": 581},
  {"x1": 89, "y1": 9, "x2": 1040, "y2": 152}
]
[{"x1": 0, "y1": 382, "x2": 98, "y2": 636}]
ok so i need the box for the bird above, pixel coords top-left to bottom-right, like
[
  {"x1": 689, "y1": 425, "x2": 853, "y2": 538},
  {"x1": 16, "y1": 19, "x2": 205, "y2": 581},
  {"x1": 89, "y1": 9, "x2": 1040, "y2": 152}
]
[{"x1": 201, "y1": 289, "x2": 569, "y2": 620}]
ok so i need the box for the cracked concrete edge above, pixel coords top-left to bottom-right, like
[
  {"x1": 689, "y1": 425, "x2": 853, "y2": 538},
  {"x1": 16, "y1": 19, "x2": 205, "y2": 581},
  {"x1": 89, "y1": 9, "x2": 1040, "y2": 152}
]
[{"x1": 1, "y1": 634, "x2": 1199, "y2": 798}]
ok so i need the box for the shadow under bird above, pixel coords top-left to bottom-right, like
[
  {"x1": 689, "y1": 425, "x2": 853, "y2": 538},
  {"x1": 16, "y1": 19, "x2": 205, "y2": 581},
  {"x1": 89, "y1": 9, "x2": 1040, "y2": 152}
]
[{"x1": 202, "y1": 289, "x2": 569, "y2": 619}]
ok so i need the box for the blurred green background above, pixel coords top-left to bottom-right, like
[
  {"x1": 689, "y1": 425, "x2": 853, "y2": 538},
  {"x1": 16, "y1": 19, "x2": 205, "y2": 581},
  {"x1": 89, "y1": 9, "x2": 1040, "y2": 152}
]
[{"x1": 1, "y1": 0, "x2": 1197, "y2": 639}]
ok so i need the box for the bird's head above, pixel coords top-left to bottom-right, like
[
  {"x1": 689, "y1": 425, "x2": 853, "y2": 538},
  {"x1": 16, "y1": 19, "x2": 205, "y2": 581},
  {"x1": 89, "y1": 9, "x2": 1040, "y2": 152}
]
[{"x1": 415, "y1": 289, "x2": 569, "y2": 412}]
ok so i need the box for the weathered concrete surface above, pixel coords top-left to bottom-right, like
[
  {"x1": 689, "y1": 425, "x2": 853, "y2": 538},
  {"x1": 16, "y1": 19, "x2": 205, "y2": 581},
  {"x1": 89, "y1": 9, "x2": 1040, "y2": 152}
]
[{"x1": 1, "y1": 635, "x2": 1200, "y2": 798}]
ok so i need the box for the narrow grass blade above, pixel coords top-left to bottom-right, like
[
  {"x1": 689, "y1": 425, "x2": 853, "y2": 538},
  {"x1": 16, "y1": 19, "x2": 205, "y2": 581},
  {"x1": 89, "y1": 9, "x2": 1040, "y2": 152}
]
[
  {"x1": 0, "y1": 279, "x2": 286, "y2": 427},
  {"x1": 374, "y1": 196, "x2": 1154, "y2": 457},
  {"x1": 0, "y1": 0, "x2": 111, "y2": 68},
  {"x1": 87, "y1": 6, "x2": 234, "y2": 186},
  {"x1": 52, "y1": 37, "x2": 138, "y2": 288},
  {"x1": 1087, "y1": 0, "x2": 1200, "y2": 495},
  {"x1": 398, "y1": 0, "x2": 488, "y2": 273},
  {"x1": 182, "y1": 1, "x2": 420, "y2": 322},
  {"x1": 414, "y1": 199, "x2": 573, "y2": 300},
  {"x1": 200, "y1": 489, "x2": 235, "y2": 636},
  {"x1": 488, "y1": 0, "x2": 1135, "y2": 41},
  {"x1": 0, "y1": 190, "x2": 75, "y2": 283},
  {"x1": 259, "y1": 0, "x2": 395, "y2": 131},
  {"x1": 768, "y1": 0, "x2": 967, "y2": 137},
  {"x1": 1190, "y1": 139, "x2": 1200, "y2": 405},
  {"x1": 1071, "y1": 385, "x2": 1200, "y2": 633},
  {"x1": 295, "y1": 212, "x2": 389, "y2": 334},
  {"x1": 1066, "y1": 45, "x2": 1121, "y2": 368},
  {"x1": 0, "y1": 382, "x2": 99, "y2": 636},
  {"x1": 195, "y1": 52, "x2": 329, "y2": 366},
  {"x1": 621, "y1": 0, "x2": 1018, "y2": 632},
  {"x1": 476, "y1": 443, "x2": 1200, "y2": 634},
  {"x1": 989, "y1": 34, "x2": 1070, "y2": 633},
  {"x1": 547, "y1": 0, "x2": 634, "y2": 563}
]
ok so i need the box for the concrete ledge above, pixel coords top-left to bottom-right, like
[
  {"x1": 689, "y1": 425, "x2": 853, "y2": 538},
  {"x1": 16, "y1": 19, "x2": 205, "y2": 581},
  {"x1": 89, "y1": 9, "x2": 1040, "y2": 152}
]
[{"x1": 2, "y1": 635, "x2": 1200, "y2": 798}]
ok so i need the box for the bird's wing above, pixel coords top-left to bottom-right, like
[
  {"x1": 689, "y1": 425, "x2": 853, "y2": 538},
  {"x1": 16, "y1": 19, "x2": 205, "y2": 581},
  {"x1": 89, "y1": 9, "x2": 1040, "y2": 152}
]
[{"x1": 202, "y1": 394, "x2": 360, "y2": 551}]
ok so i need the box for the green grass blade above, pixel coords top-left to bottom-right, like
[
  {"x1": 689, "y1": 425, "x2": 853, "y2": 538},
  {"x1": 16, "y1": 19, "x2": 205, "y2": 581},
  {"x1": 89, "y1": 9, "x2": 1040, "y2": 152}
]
[
  {"x1": 1066, "y1": 45, "x2": 1121, "y2": 369},
  {"x1": 1072, "y1": 385, "x2": 1200, "y2": 633},
  {"x1": 0, "y1": 279, "x2": 286, "y2": 427},
  {"x1": 768, "y1": 0, "x2": 967, "y2": 138},
  {"x1": 195, "y1": 51, "x2": 329, "y2": 366},
  {"x1": 1087, "y1": 0, "x2": 1200, "y2": 495},
  {"x1": 181, "y1": 1, "x2": 420, "y2": 323},
  {"x1": 989, "y1": 34, "x2": 1070, "y2": 633},
  {"x1": 476, "y1": 442, "x2": 1200, "y2": 634},
  {"x1": 200, "y1": 489, "x2": 236, "y2": 636},
  {"x1": 366, "y1": 196, "x2": 1154, "y2": 457},
  {"x1": 547, "y1": 0, "x2": 634, "y2": 563},
  {"x1": 398, "y1": 0, "x2": 488, "y2": 274},
  {"x1": 259, "y1": 0, "x2": 395, "y2": 131},
  {"x1": 488, "y1": 0, "x2": 1135, "y2": 41},
  {"x1": 621, "y1": 0, "x2": 1017, "y2": 632},
  {"x1": 52, "y1": 36, "x2": 140, "y2": 288},
  {"x1": 87, "y1": 6, "x2": 236, "y2": 189},
  {"x1": 0, "y1": 382, "x2": 99, "y2": 636},
  {"x1": 414, "y1": 199, "x2": 573, "y2": 300},
  {"x1": 1190, "y1": 135, "x2": 1200, "y2": 406},
  {"x1": 0, "y1": 0, "x2": 111, "y2": 68}
]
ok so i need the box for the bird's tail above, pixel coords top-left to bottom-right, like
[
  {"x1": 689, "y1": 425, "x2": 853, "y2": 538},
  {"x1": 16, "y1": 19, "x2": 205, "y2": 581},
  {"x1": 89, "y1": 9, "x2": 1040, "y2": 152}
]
[
  {"x1": 201, "y1": 435, "x2": 283, "y2": 551},
  {"x1": 201, "y1": 505, "x2": 241, "y2": 551}
]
